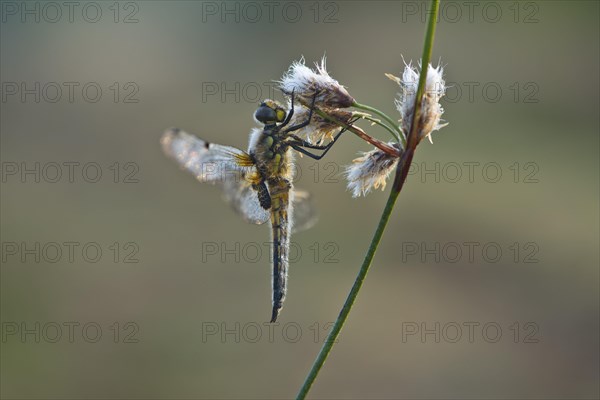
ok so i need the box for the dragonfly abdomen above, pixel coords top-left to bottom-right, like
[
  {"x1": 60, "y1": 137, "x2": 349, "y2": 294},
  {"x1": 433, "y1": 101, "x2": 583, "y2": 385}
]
[
  {"x1": 253, "y1": 181, "x2": 271, "y2": 210},
  {"x1": 268, "y1": 179, "x2": 292, "y2": 323}
]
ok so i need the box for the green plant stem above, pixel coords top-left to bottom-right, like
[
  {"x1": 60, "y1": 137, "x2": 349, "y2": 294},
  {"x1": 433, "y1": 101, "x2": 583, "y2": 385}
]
[
  {"x1": 357, "y1": 113, "x2": 401, "y2": 142},
  {"x1": 295, "y1": 0, "x2": 439, "y2": 398},
  {"x1": 352, "y1": 101, "x2": 404, "y2": 146},
  {"x1": 296, "y1": 146, "x2": 416, "y2": 400}
]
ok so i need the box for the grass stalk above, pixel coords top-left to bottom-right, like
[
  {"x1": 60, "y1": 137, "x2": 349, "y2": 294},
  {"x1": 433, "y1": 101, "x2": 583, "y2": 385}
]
[{"x1": 295, "y1": 1, "x2": 440, "y2": 398}]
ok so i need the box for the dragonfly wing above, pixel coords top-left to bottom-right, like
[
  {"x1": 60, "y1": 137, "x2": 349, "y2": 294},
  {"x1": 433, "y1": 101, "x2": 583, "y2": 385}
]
[
  {"x1": 161, "y1": 128, "x2": 250, "y2": 184},
  {"x1": 291, "y1": 190, "x2": 318, "y2": 233},
  {"x1": 223, "y1": 179, "x2": 270, "y2": 225},
  {"x1": 161, "y1": 128, "x2": 269, "y2": 225}
]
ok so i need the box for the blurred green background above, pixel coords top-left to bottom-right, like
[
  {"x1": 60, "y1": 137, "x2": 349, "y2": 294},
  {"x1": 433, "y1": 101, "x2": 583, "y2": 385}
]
[{"x1": 1, "y1": 1, "x2": 598, "y2": 398}]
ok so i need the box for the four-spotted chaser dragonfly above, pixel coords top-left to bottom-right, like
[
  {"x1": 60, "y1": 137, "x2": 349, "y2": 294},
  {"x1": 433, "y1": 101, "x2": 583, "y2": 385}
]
[{"x1": 161, "y1": 93, "x2": 347, "y2": 322}]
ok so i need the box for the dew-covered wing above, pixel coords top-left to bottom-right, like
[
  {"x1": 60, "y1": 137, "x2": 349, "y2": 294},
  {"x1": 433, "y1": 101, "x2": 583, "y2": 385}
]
[
  {"x1": 161, "y1": 127, "x2": 269, "y2": 225},
  {"x1": 161, "y1": 128, "x2": 250, "y2": 184},
  {"x1": 222, "y1": 178, "x2": 270, "y2": 225}
]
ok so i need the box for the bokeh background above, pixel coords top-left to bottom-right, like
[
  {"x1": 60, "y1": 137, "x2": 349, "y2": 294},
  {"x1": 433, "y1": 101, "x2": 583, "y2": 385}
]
[{"x1": 1, "y1": 1, "x2": 598, "y2": 399}]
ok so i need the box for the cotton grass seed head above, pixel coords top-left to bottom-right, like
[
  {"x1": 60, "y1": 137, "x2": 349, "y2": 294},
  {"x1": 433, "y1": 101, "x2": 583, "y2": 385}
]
[
  {"x1": 344, "y1": 143, "x2": 402, "y2": 198},
  {"x1": 387, "y1": 60, "x2": 447, "y2": 144},
  {"x1": 279, "y1": 56, "x2": 355, "y2": 109}
]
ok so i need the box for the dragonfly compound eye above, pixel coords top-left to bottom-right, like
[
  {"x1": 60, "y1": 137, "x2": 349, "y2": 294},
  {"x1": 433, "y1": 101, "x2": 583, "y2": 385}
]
[{"x1": 255, "y1": 104, "x2": 278, "y2": 124}]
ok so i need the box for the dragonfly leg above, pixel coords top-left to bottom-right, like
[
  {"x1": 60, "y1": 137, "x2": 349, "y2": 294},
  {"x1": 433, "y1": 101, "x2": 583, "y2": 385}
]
[
  {"x1": 281, "y1": 90, "x2": 319, "y2": 133},
  {"x1": 289, "y1": 126, "x2": 348, "y2": 160},
  {"x1": 280, "y1": 90, "x2": 295, "y2": 127},
  {"x1": 291, "y1": 142, "x2": 337, "y2": 160},
  {"x1": 288, "y1": 132, "x2": 341, "y2": 150}
]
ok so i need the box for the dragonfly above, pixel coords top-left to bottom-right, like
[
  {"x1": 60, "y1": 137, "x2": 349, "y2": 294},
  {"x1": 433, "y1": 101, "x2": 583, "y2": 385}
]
[{"x1": 161, "y1": 92, "x2": 349, "y2": 322}]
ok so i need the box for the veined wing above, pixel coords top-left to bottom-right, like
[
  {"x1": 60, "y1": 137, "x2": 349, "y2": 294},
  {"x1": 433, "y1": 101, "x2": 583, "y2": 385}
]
[
  {"x1": 161, "y1": 128, "x2": 253, "y2": 184},
  {"x1": 161, "y1": 128, "x2": 269, "y2": 224},
  {"x1": 222, "y1": 178, "x2": 270, "y2": 225}
]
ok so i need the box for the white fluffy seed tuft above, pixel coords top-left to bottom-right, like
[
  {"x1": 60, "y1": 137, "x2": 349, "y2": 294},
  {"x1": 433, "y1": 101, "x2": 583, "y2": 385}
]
[
  {"x1": 279, "y1": 56, "x2": 355, "y2": 109},
  {"x1": 344, "y1": 143, "x2": 402, "y2": 198},
  {"x1": 388, "y1": 60, "x2": 448, "y2": 143}
]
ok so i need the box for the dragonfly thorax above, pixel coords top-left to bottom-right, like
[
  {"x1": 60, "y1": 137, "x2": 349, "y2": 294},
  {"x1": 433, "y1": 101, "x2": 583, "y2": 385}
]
[{"x1": 252, "y1": 127, "x2": 293, "y2": 181}]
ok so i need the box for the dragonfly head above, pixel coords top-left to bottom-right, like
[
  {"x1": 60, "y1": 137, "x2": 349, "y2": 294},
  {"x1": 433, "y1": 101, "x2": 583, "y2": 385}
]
[{"x1": 255, "y1": 99, "x2": 286, "y2": 125}]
